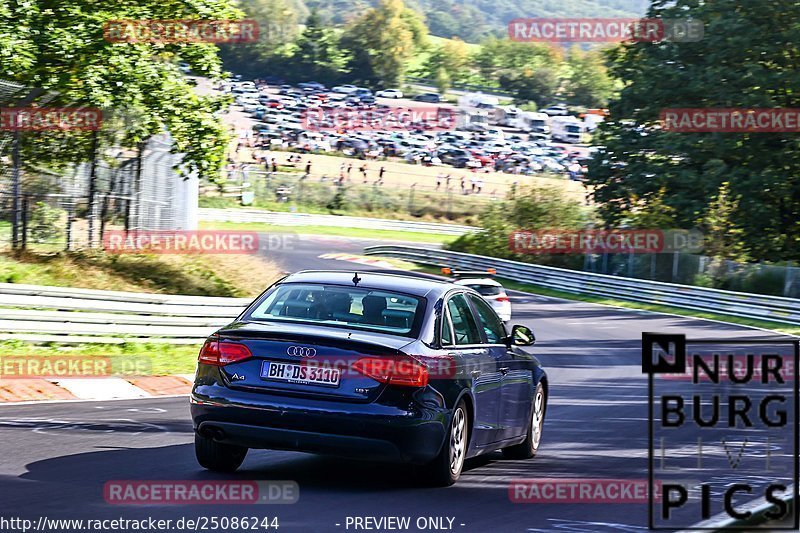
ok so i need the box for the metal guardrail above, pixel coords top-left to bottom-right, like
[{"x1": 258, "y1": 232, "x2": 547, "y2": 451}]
[
  {"x1": 363, "y1": 245, "x2": 800, "y2": 326},
  {"x1": 0, "y1": 283, "x2": 247, "y2": 344},
  {"x1": 199, "y1": 208, "x2": 477, "y2": 236}
]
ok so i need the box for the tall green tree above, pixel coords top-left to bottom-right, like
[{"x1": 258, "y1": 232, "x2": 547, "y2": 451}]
[
  {"x1": 218, "y1": 0, "x2": 299, "y2": 78},
  {"x1": 473, "y1": 37, "x2": 559, "y2": 83},
  {"x1": 564, "y1": 46, "x2": 616, "y2": 108},
  {"x1": 588, "y1": 0, "x2": 800, "y2": 261},
  {"x1": 499, "y1": 67, "x2": 560, "y2": 108},
  {"x1": 294, "y1": 10, "x2": 346, "y2": 80},
  {"x1": 0, "y1": 0, "x2": 240, "y2": 181},
  {"x1": 423, "y1": 37, "x2": 471, "y2": 84},
  {"x1": 340, "y1": 0, "x2": 428, "y2": 87}
]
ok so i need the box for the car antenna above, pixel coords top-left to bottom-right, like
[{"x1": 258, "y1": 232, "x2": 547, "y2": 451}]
[{"x1": 352, "y1": 272, "x2": 361, "y2": 286}]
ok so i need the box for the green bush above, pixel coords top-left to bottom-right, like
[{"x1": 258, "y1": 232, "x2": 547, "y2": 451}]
[
  {"x1": 29, "y1": 202, "x2": 65, "y2": 244},
  {"x1": 447, "y1": 184, "x2": 590, "y2": 267}
]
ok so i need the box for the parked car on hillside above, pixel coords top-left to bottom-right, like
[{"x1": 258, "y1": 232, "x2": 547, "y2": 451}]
[{"x1": 376, "y1": 89, "x2": 404, "y2": 99}]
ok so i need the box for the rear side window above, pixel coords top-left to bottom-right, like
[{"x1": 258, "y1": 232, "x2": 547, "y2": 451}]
[
  {"x1": 440, "y1": 310, "x2": 453, "y2": 346},
  {"x1": 446, "y1": 293, "x2": 481, "y2": 345}
]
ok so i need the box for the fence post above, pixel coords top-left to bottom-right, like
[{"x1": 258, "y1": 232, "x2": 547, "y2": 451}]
[
  {"x1": 86, "y1": 130, "x2": 99, "y2": 247},
  {"x1": 20, "y1": 196, "x2": 28, "y2": 251},
  {"x1": 408, "y1": 183, "x2": 416, "y2": 214},
  {"x1": 10, "y1": 89, "x2": 43, "y2": 251},
  {"x1": 65, "y1": 200, "x2": 74, "y2": 252},
  {"x1": 11, "y1": 130, "x2": 20, "y2": 251},
  {"x1": 130, "y1": 141, "x2": 145, "y2": 236}
]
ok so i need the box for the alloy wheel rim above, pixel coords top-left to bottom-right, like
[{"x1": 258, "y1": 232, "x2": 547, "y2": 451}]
[
  {"x1": 449, "y1": 408, "x2": 466, "y2": 475},
  {"x1": 531, "y1": 388, "x2": 544, "y2": 450}
]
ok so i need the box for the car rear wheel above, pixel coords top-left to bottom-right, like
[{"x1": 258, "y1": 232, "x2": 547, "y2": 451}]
[
  {"x1": 502, "y1": 382, "x2": 545, "y2": 459},
  {"x1": 195, "y1": 433, "x2": 248, "y2": 472},
  {"x1": 424, "y1": 400, "x2": 468, "y2": 487}
]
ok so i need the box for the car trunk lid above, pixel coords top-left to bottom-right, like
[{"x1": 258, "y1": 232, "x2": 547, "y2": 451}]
[{"x1": 214, "y1": 321, "x2": 413, "y2": 402}]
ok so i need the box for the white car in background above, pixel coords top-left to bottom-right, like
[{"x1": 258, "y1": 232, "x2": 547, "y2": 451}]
[
  {"x1": 332, "y1": 84, "x2": 359, "y2": 94},
  {"x1": 445, "y1": 269, "x2": 512, "y2": 322},
  {"x1": 376, "y1": 89, "x2": 404, "y2": 99}
]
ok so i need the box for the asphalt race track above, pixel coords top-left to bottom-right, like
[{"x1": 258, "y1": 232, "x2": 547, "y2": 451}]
[{"x1": 0, "y1": 234, "x2": 792, "y2": 533}]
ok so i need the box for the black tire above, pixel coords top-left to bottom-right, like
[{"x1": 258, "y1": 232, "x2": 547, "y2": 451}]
[
  {"x1": 424, "y1": 400, "x2": 469, "y2": 487},
  {"x1": 195, "y1": 432, "x2": 248, "y2": 472},
  {"x1": 502, "y1": 382, "x2": 545, "y2": 460}
]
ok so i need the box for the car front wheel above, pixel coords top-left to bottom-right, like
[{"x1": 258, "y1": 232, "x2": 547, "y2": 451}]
[
  {"x1": 502, "y1": 382, "x2": 545, "y2": 459},
  {"x1": 195, "y1": 432, "x2": 248, "y2": 472}
]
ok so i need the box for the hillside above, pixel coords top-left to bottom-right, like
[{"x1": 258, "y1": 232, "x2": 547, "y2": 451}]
[{"x1": 304, "y1": 0, "x2": 650, "y2": 42}]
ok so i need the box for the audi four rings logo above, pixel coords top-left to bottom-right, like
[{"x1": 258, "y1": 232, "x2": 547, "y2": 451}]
[{"x1": 287, "y1": 346, "x2": 316, "y2": 357}]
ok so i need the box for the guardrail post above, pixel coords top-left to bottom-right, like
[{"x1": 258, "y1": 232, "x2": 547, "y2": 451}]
[
  {"x1": 627, "y1": 251, "x2": 634, "y2": 278},
  {"x1": 783, "y1": 261, "x2": 794, "y2": 297},
  {"x1": 672, "y1": 252, "x2": 679, "y2": 282}
]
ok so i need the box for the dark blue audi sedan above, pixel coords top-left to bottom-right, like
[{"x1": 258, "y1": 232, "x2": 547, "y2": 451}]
[{"x1": 191, "y1": 270, "x2": 547, "y2": 486}]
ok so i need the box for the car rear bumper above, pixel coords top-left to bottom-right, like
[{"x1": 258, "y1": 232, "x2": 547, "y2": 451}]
[
  {"x1": 491, "y1": 302, "x2": 512, "y2": 322},
  {"x1": 191, "y1": 385, "x2": 448, "y2": 464}
]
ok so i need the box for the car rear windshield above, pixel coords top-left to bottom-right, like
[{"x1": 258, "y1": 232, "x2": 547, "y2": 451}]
[
  {"x1": 465, "y1": 284, "x2": 503, "y2": 296},
  {"x1": 245, "y1": 283, "x2": 424, "y2": 336}
]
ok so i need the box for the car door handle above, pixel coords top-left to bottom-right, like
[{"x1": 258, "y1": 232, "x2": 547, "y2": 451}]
[{"x1": 499, "y1": 367, "x2": 509, "y2": 375}]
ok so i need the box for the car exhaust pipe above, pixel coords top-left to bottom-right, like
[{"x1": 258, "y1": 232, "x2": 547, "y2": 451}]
[{"x1": 200, "y1": 426, "x2": 226, "y2": 441}]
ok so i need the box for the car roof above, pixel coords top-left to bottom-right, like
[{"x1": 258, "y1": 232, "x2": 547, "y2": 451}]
[
  {"x1": 453, "y1": 278, "x2": 503, "y2": 287},
  {"x1": 282, "y1": 270, "x2": 455, "y2": 297}
]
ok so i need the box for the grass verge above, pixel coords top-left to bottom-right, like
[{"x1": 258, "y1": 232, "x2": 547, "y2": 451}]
[
  {"x1": 0, "y1": 250, "x2": 282, "y2": 297},
  {"x1": 199, "y1": 221, "x2": 458, "y2": 245},
  {"x1": 0, "y1": 340, "x2": 199, "y2": 375}
]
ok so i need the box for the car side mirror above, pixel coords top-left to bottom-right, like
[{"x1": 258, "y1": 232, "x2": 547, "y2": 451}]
[{"x1": 510, "y1": 324, "x2": 535, "y2": 346}]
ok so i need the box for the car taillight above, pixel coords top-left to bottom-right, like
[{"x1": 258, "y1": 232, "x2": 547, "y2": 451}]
[
  {"x1": 496, "y1": 296, "x2": 510, "y2": 302},
  {"x1": 351, "y1": 356, "x2": 429, "y2": 388},
  {"x1": 198, "y1": 336, "x2": 252, "y2": 366}
]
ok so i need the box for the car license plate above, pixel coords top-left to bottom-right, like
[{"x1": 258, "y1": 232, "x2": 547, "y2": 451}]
[{"x1": 260, "y1": 361, "x2": 341, "y2": 387}]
